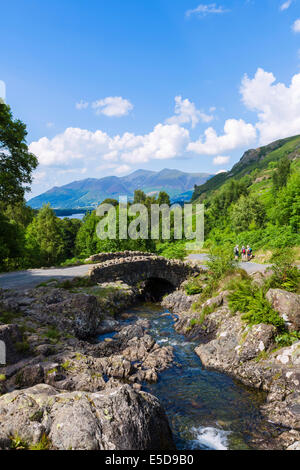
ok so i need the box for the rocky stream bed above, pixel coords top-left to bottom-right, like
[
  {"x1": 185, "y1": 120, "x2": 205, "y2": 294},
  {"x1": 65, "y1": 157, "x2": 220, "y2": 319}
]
[{"x1": 0, "y1": 276, "x2": 299, "y2": 450}]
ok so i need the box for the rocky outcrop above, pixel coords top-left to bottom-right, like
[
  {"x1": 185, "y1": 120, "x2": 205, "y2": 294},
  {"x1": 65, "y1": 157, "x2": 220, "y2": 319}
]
[
  {"x1": 0, "y1": 312, "x2": 173, "y2": 394},
  {"x1": 0, "y1": 384, "x2": 175, "y2": 450},
  {"x1": 161, "y1": 289, "x2": 200, "y2": 314},
  {"x1": 0, "y1": 288, "x2": 102, "y2": 340},
  {"x1": 266, "y1": 289, "x2": 300, "y2": 331},
  {"x1": 0, "y1": 282, "x2": 139, "y2": 340},
  {"x1": 166, "y1": 284, "x2": 300, "y2": 449},
  {"x1": 179, "y1": 302, "x2": 300, "y2": 436}
]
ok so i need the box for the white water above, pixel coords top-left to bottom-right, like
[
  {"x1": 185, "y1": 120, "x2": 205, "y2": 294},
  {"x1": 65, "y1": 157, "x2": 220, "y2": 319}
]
[{"x1": 191, "y1": 427, "x2": 230, "y2": 451}]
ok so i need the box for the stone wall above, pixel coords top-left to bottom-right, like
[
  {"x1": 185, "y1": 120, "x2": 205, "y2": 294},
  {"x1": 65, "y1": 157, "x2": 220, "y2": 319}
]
[
  {"x1": 89, "y1": 254, "x2": 200, "y2": 288},
  {"x1": 86, "y1": 251, "x2": 155, "y2": 264}
]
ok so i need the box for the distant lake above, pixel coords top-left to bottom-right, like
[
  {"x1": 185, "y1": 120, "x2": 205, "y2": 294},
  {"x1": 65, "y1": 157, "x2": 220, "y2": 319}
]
[{"x1": 58, "y1": 213, "x2": 85, "y2": 220}]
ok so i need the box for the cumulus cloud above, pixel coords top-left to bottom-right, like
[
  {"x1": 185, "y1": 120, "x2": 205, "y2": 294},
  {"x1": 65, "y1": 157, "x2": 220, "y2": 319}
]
[
  {"x1": 241, "y1": 68, "x2": 300, "y2": 144},
  {"x1": 92, "y1": 96, "x2": 133, "y2": 117},
  {"x1": 76, "y1": 100, "x2": 89, "y2": 110},
  {"x1": 29, "y1": 123, "x2": 189, "y2": 167},
  {"x1": 186, "y1": 3, "x2": 229, "y2": 18},
  {"x1": 115, "y1": 164, "x2": 131, "y2": 175},
  {"x1": 188, "y1": 119, "x2": 257, "y2": 155},
  {"x1": 292, "y1": 19, "x2": 300, "y2": 33},
  {"x1": 120, "y1": 124, "x2": 190, "y2": 163},
  {"x1": 166, "y1": 96, "x2": 213, "y2": 128},
  {"x1": 280, "y1": 0, "x2": 292, "y2": 11},
  {"x1": 213, "y1": 155, "x2": 230, "y2": 165}
]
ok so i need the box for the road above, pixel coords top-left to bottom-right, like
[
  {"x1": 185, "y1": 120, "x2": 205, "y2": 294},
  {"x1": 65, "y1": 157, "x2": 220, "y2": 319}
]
[
  {"x1": 187, "y1": 253, "x2": 271, "y2": 274},
  {"x1": 0, "y1": 255, "x2": 270, "y2": 290},
  {"x1": 0, "y1": 264, "x2": 97, "y2": 290}
]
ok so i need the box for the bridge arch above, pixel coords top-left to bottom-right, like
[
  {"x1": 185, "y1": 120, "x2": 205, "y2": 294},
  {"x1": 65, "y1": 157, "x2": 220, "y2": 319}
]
[{"x1": 89, "y1": 253, "x2": 200, "y2": 290}]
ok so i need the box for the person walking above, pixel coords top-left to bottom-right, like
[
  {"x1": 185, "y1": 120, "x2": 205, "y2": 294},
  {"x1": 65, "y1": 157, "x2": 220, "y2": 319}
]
[
  {"x1": 247, "y1": 245, "x2": 253, "y2": 261},
  {"x1": 241, "y1": 245, "x2": 246, "y2": 262},
  {"x1": 234, "y1": 245, "x2": 239, "y2": 261}
]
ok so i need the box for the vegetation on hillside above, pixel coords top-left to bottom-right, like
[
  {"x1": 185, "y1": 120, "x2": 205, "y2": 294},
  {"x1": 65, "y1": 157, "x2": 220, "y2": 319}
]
[{"x1": 192, "y1": 136, "x2": 300, "y2": 255}]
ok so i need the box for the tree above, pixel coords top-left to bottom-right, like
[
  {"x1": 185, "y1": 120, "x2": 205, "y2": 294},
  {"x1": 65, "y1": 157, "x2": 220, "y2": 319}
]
[
  {"x1": 272, "y1": 156, "x2": 291, "y2": 192},
  {"x1": 133, "y1": 190, "x2": 147, "y2": 204},
  {"x1": 59, "y1": 218, "x2": 82, "y2": 259},
  {"x1": 157, "y1": 191, "x2": 170, "y2": 206},
  {"x1": 0, "y1": 212, "x2": 24, "y2": 271},
  {"x1": 270, "y1": 172, "x2": 300, "y2": 232},
  {"x1": 0, "y1": 104, "x2": 38, "y2": 204},
  {"x1": 75, "y1": 211, "x2": 100, "y2": 257},
  {"x1": 230, "y1": 194, "x2": 266, "y2": 232},
  {"x1": 25, "y1": 204, "x2": 65, "y2": 266}
]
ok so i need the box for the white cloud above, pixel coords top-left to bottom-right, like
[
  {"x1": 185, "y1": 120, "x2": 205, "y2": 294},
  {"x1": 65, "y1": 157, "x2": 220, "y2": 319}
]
[
  {"x1": 29, "y1": 123, "x2": 189, "y2": 167},
  {"x1": 292, "y1": 18, "x2": 300, "y2": 32},
  {"x1": 0, "y1": 80, "x2": 6, "y2": 102},
  {"x1": 186, "y1": 3, "x2": 229, "y2": 18},
  {"x1": 166, "y1": 96, "x2": 213, "y2": 128},
  {"x1": 46, "y1": 122, "x2": 54, "y2": 128},
  {"x1": 241, "y1": 68, "x2": 300, "y2": 144},
  {"x1": 216, "y1": 169, "x2": 227, "y2": 174},
  {"x1": 76, "y1": 100, "x2": 89, "y2": 110},
  {"x1": 92, "y1": 96, "x2": 133, "y2": 117},
  {"x1": 115, "y1": 164, "x2": 131, "y2": 175},
  {"x1": 280, "y1": 0, "x2": 292, "y2": 11},
  {"x1": 213, "y1": 155, "x2": 230, "y2": 165},
  {"x1": 33, "y1": 171, "x2": 47, "y2": 183},
  {"x1": 120, "y1": 124, "x2": 190, "y2": 163},
  {"x1": 188, "y1": 119, "x2": 256, "y2": 155}
]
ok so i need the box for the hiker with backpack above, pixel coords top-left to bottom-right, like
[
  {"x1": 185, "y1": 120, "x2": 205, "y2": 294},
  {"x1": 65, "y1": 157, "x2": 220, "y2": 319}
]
[
  {"x1": 247, "y1": 245, "x2": 253, "y2": 261},
  {"x1": 234, "y1": 245, "x2": 239, "y2": 261},
  {"x1": 241, "y1": 245, "x2": 247, "y2": 262}
]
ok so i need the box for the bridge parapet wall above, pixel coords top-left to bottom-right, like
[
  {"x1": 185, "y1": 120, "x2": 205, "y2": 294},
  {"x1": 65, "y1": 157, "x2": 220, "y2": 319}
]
[{"x1": 89, "y1": 255, "x2": 201, "y2": 288}]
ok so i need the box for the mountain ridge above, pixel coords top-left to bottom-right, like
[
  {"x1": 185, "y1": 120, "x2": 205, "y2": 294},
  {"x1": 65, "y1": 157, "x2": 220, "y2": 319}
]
[
  {"x1": 28, "y1": 168, "x2": 212, "y2": 209},
  {"x1": 192, "y1": 135, "x2": 300, "y2": 202}
]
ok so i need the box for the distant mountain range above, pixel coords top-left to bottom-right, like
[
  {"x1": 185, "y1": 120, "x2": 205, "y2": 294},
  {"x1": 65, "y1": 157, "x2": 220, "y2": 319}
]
[{"x1": 28, "y1": 169, "x2": 213, "y2": 209}]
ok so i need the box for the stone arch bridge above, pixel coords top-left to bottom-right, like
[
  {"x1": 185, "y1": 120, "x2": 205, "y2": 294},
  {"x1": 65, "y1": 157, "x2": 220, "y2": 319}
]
[{"x1": 88, "y1": 252, "x2": 201, "y2": 289}]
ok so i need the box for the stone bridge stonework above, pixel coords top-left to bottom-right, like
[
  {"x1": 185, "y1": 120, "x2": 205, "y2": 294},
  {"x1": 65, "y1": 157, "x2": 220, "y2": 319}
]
[{"x1": 88, "y1": 253, "x2": 200, "y2": 288}]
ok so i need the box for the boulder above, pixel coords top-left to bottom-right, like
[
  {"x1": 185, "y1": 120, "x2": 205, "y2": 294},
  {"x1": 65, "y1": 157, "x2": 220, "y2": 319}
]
[
  {"x1": 238, "y1": 324, "x2": 276, "y2": 362},
  {"x1": 161, "y1": 289, "x2": 200, "y2": 313},
  {"x1": 0, "y1": 384, "x2": 175, "y2": 450},
  {"x1": 266, "y1": 289, "x2": 300, "y2": 331}
]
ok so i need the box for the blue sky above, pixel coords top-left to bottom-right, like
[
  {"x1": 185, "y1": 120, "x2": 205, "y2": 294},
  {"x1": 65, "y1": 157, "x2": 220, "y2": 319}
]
[{"x1": 1, "y1": 0, "x2": 300, "y2": 198}]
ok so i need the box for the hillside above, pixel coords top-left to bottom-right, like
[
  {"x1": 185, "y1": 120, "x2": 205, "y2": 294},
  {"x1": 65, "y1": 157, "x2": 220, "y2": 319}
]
[
  {"x1": 192, "y1": 135, "x2": 300, "y2": 202},
  {"x1": 28, "y1": 169, "x2": 212, "y2": 209},
  {"x1": 191, "y1": 135, "x2": 300, "y2": 255}
]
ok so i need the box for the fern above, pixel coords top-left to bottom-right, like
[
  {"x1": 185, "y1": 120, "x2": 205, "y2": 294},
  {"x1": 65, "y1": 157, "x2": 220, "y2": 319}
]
[{"x1": 228, "y1": 280, "x2": 285, "y2": 329}]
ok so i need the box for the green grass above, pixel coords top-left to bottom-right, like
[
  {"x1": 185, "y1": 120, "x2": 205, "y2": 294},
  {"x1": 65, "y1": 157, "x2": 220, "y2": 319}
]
[
  {"x1": 29, "y1": 434, "x2": 52, "y2": 450},
  {"x1": 15, "y1": 341, "x2": 30, "y2": 354},
  {"x1": 0, "y1": 311, "x2": 20, "y2": 324},
  {"x1": 43, "y1": 327, "x2": 61, "y2": 341}
]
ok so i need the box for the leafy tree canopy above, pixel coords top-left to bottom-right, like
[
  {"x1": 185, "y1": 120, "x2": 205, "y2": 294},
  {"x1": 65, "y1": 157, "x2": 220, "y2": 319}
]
[{"x1": 0, "y1": 104, "x2": 38, "y2": 204}]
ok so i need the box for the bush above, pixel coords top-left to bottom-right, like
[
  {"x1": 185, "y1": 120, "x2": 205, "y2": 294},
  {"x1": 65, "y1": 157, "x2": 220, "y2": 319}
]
[
  {"x1": 275, "y1": 331, "x2": 300, "y2": 348},
  {"x1": 207, "y1": 245, "x2": 237, "y2": 281},
  {"x1": 156, "y1": 241, "x2": 186, "y2": 260},
  {"x1": 266, "y1": 247, "x2": 300, "y2": 293},
  {"x1": 228, "y1": 280, "x2": 285, "y2": 329},
  {"x1": 184, "y1": 276, "x2": 203, "y2": 295}
]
